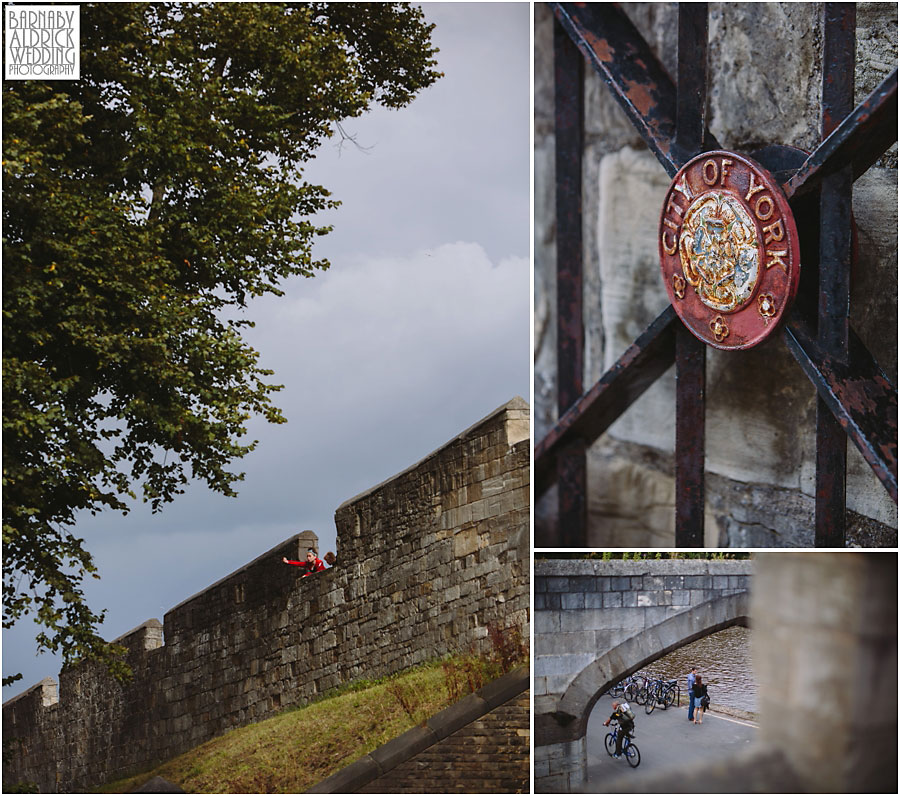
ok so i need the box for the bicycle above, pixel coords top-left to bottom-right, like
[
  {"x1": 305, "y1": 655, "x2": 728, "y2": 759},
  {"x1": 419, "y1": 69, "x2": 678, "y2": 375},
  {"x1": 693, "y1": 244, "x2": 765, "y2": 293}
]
[
  {"x1": 610, "y1": 673, "x2": 642, "y2": 700},
  {"x1": 624, "y1": 673, "x2": 648, "y2": 704},
  {"x1": 604, "y1": 721, "x2": 641, "y2": 768},
  {"x1": 637, "y1": 676, "x2": 661, "y2": 711},
  {"x1": 643, "y1": 677, "x2": 677, "y2": 714},
  {"x1": 628, "y1": 674, "x2": 652, "y2": 705}
]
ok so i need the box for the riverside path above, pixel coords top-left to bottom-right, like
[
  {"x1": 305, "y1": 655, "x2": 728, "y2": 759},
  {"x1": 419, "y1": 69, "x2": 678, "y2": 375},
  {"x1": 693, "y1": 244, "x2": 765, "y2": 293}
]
[{"x1": 576, "y1": 694, "x2": 758, "y2": 793}]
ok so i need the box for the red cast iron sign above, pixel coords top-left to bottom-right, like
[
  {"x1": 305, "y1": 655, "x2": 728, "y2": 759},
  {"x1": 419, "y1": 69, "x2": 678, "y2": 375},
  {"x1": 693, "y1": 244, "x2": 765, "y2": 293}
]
[{"x1": 659, "y1": 150, "x2": 801, "y2": 350}]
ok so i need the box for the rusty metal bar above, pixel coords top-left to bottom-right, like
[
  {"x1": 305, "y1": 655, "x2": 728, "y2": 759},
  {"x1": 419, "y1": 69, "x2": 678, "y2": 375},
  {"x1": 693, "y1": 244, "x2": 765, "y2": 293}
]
[
  {"x1": 535, "y1": 306, "x2": 678, "y2": 501},
  {"x1": 551, "y1": 2, "x2": 720, "y2": 178},
  {"x1": 784, "y1": 68, "x2": 897, "y2": 201},
  {"x1": 819, "y1": 2, "x2": 855, "y2": 360},
  {"x1": 557, "y1": 439, "x2": 588, "y2": 547},
  {"x1": 673, "y1": 3, "x2": 709, "y2": 548},
  {"x1": 784, "y1": 318, "x2": 898, "y2": 504},
  {"x1": 812, "y1": 3, "x2": 855, "y2": 546},
  {"x1": 675, "y1": 327, "x2": 706, "y2": 547},
  {"x1": 554, "y1": 16, "x2": 587, "y2": 544},
  {"x1": 675, "y1": 2, "x2": 709, "y2": 158}
]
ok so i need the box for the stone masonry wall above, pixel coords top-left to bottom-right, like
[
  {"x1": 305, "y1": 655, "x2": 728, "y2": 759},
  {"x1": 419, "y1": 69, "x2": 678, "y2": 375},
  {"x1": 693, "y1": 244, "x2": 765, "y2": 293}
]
[
  {"x1": 3, "y1": 398, "x2": 530, "y2": 794},
  {"x1": 535, "y1": 3, "x2": 898, "y2": 546},
  {"x1": 358, "y1": 690, "x2": 530, "y2": 794},
  {"x1": 533, "y1": 558, "x2": 752, "y2": 716}
]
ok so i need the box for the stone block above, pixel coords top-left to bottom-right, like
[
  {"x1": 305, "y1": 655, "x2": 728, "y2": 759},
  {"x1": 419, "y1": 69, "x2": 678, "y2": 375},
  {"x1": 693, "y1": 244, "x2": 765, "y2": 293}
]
[
  {"x1": 603, "y1": 592, "x2": 623, "y2": 608},
  {"x1": 559, "y1": 610, "x2": 600, "y2": 633},
  {"x1": 684, "y1": 575, "x2": 711, "y2": 590},
  {"x1": 477, "y1": 666, "x2": 529, "y2": 710},
  {"x1": 569, "y1": 576, "x2": 596, "y2": 593},
  {"x1": 561, "y1": 592, "x2": 584, "y2": 611},
  {"x1": 369, "y1": 724, "x2": 436, "y2": 772},
  {"x1": 534, "y1": 611, "x2": 561, "y2": 635}
]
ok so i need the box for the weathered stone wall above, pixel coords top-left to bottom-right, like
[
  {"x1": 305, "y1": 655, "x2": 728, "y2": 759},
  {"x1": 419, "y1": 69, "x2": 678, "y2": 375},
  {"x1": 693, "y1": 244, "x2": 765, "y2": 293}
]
[
  {"x1": 358, "y1": 690, "x2": 530, "y2": 794},
  {"x1": 751, "y1": 552, "x2": 897, "y2": 793},
  {"x1": 535, "y1": 2, "x2": 898, "y2": 546},
  {"x1": 3, "y1": 398, "x2": 531, "y2": 794}
]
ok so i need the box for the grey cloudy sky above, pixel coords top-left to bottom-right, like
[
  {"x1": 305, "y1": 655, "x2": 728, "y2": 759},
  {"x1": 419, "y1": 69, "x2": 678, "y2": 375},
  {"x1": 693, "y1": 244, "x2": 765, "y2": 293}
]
[{"x1": 3, "y1": 3, "x2": 531, "y2": 698}]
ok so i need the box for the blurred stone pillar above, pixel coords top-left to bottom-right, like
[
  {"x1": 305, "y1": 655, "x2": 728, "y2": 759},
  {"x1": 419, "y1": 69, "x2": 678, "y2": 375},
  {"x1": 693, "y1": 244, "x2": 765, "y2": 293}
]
[{"x1": 752, "y1": 553, "x2": 897, "y2": 793}]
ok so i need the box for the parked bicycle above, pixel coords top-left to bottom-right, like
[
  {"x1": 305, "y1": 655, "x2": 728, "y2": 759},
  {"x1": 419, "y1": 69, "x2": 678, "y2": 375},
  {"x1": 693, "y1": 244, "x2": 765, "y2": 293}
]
[
  {"x1": 624, "y1": 673, "x2": 648, "y2": 704},
  {"x1": 642, "y1": 677, "x2": 678, "y2": 714},
  {"x1": 604, "y1": 721, "x2": 641, "y2": 768},
  {"x1": 610, "y1": 673, "x2": 644, "y2": 701}
]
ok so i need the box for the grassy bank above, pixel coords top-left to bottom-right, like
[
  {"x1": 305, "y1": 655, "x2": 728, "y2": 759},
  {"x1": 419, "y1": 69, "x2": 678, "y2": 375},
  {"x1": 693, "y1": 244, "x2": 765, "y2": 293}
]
[{"x1": 96, "y1": 661, "x2": 456, "y2": 794}]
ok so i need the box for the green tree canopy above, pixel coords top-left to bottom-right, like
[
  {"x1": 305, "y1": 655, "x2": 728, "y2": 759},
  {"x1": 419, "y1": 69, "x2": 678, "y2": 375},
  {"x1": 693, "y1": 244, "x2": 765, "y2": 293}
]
[{"x1": 2, "y1": 2, "x2": 440, "y2": 683}]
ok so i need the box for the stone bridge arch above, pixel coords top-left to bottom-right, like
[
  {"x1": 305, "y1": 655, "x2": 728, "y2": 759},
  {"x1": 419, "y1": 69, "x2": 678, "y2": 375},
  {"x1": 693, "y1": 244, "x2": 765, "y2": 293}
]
[
  {"x1": 555, "y1": 591, "x2": 749, "y2": 738},
  {"x1": 534, "y1": 558, "x2": 753, "y2": 790}
]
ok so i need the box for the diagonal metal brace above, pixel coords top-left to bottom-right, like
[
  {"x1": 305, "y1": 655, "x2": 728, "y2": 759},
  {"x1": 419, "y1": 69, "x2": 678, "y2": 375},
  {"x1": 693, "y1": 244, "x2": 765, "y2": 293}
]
[
  {"x1": 535, "y1": 306, "x2": 679, "y2": 499},
  {"x1": 784, "y1": 317, "x2": 898, "y2": 502},
  {"x1": 551, "y1": 3, "x2": 720, "y2": 177},
  {"x1": 784, "y1": 69, "x2": 898, "y2": 200}
]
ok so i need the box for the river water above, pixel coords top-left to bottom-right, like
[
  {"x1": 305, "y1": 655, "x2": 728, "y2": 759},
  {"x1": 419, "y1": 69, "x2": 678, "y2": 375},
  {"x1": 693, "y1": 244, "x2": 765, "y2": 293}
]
[{"x1": 626, "y1": 626, "x2": 757, "y2": 713}]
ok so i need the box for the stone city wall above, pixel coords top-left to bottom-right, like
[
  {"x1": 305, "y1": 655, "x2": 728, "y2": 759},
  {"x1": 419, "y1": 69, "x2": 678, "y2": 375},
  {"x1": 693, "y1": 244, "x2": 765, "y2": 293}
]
[
  {"x1": 3, "y1": 398, "x2": 531, "y2": 794},
  {"x1": 535, "y1": 2, "x2": 898, "y2": 546}
]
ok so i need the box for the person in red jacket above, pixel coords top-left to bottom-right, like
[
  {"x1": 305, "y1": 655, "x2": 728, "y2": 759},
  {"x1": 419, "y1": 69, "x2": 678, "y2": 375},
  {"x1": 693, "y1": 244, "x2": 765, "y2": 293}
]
[{"x1": 282, "y1": 548, "x2": 325, "y2": 576}]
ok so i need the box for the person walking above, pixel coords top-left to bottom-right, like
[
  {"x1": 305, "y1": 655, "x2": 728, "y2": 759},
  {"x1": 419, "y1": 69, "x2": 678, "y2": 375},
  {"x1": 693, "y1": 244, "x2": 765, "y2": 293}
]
[
  {"x1": 692, "y1": 674, "x2": 709, "y2": 724},
  {"x1": 687, "y1": 666, "x2": 697, "y2": 722}
]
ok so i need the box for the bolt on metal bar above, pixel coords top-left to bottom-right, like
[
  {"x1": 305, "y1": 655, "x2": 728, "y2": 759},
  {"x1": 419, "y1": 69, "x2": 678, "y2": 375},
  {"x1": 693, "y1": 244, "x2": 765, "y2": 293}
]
[
  {"x1": 814, "y1": 2, "x2": 856, "y2": 546},
  {"x1": 554, "y1": 15, "x2": 587, "y2": 545}
]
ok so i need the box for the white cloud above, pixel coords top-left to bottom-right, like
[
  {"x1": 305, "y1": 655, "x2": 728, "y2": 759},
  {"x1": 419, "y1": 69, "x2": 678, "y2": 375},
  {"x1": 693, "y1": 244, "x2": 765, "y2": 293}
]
[{"x1": 250, "y1": 243, "x2": 528, "y2": 414}]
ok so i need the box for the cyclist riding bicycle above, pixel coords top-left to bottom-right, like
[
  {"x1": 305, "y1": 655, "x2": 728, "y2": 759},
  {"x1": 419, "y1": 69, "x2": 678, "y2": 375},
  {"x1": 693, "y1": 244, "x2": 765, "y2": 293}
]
[{"x1": 603, "y1": 700, "x2": 635, "y2": 757}]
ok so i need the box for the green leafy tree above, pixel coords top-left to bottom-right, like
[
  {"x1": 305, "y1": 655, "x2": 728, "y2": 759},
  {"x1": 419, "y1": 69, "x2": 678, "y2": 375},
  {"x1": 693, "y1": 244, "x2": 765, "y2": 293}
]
[{"x1": 2, "y1": 2, "x2": 440, "y2": 684}]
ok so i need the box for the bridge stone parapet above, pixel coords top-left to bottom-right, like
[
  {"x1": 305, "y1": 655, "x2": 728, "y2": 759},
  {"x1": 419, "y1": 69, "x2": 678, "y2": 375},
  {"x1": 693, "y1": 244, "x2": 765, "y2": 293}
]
[{"x1": 534, "y1": 558, "x2": 752, "y2": 791}]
